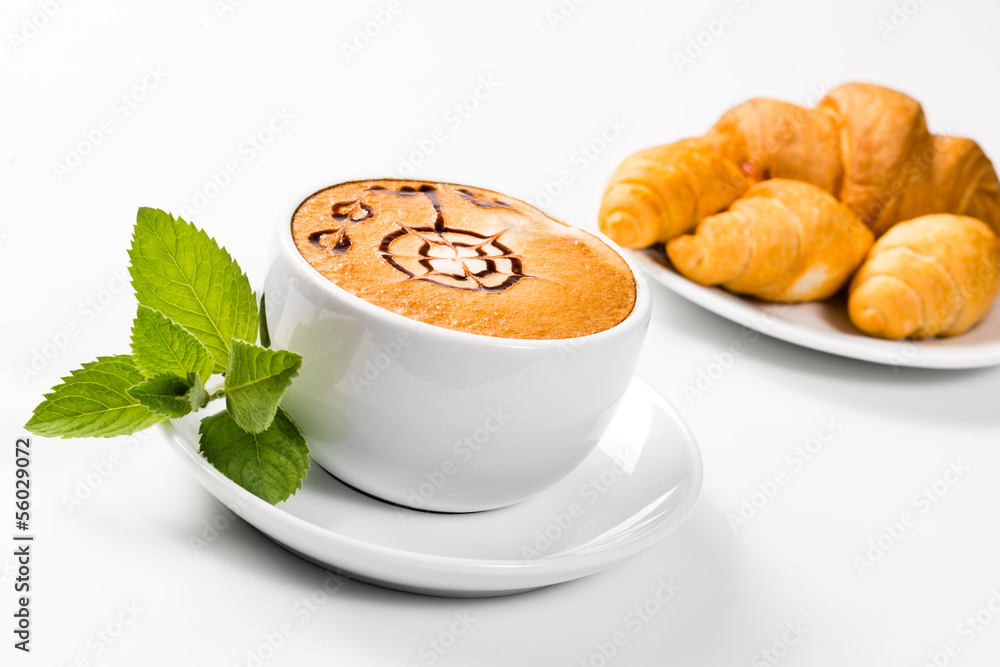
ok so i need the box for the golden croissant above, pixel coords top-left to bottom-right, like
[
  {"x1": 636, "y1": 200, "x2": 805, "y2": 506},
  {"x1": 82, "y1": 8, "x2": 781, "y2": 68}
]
[
  {"x1": 899, "y1": 135, "x2": 1000, "y2": 230},
  {"x1": 666, "y1": 179, "x2": 874, "y2": 302},
  {"x1": 598, "y1": 139, "x2": 750, "y2": 248},
  {"x1": 813, "y1": 83, "x2": 933, "y2": 235},
  {"x1": 599, "y1": 83, "x2": 1000, "y2": 248},
  {"x1": 703, "y1": 98, "x2": 843, "y2": 195},
  {"x1": 848, "y1": 215, "x2": 1000, "y2": 339}
]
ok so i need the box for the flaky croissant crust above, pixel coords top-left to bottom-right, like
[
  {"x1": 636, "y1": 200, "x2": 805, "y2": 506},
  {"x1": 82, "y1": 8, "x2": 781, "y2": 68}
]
[
  {"x1": 599, "y1": 83, "x2": 1000, "y2": 249},
  {"x1": 848, "y1": 214, "x2": 1000, "y2": 339},
  {"x1": 666, "y1": 179, "x2": 874, "y2": 303}
]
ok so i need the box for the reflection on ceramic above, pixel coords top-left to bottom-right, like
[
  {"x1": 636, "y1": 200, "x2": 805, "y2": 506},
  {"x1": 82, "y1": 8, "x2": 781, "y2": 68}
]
[
  {"x1": 634, "y1": 249, "x2": 1000, "y2": 369},
  {"x1": 160, "y1": 377, "x2": 702, "y2": 597},
  {"x1": 261, "y1": 184, "x2": 653, "y2": 512}
]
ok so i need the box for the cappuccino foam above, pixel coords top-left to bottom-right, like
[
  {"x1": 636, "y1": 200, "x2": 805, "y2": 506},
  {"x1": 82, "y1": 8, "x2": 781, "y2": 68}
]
[{"x1": 291, "y1": 180, "x2": 636, "y2": 339}]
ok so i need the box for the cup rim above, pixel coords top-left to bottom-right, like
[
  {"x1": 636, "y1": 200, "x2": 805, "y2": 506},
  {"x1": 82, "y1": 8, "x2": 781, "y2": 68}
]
[{"x1": 275, "y1": 178, "x2": 651, "y2": 349}]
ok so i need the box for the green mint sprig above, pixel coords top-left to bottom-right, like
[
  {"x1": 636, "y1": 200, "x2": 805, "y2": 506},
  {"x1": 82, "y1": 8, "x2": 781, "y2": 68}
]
[{"x1": 25, "y1": 208, "x2": 309, "y2": 504}]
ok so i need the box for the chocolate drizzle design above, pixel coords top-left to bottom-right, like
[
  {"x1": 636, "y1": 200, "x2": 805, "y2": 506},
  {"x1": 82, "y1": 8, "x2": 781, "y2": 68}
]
[
  {"x1": 314, "y1": 183, "x2": 529, "y2": 292},
  {"x1": 307, "y1": 199, "x2": 375, "y2": 254}
]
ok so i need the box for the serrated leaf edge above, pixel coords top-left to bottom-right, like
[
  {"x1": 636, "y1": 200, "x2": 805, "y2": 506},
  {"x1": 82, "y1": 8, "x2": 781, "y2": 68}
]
[
  {"x1": 130, "y1": 305, "x2": 214, "y2": 383},
  {"x1": 127, "y1": 208, "x2": 258, "y2": 371},
  {"x1": 24, "y1": 355, "x2": 163, "y2": 438}
]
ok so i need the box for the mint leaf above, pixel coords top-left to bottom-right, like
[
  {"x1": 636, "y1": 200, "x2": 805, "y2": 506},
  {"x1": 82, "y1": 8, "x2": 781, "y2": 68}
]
[
  {"x1": 224, "y1": 340, "x2": 301, "y2": 433},
  {"x1": 131, "y1": 305, "x2": 214, "y2": 383},
  {"x1": 127, "y1": 371, "x2": 206, "y2": 419},
  {"x1": 198, "y1": 407, "x2": 309, "y2": 504},
  {"x1": 128, "y1": 208, "x2": 258, "y2": 372},
  {"x1": 25, "y1": 355, "x2": 162, "y2": 438}
]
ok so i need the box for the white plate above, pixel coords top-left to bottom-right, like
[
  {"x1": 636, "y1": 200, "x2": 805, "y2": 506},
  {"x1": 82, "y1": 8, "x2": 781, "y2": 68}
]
[
  {"x1": 633, "y1": 249, "x2": 1000, "y2": 369},
  {"x1": 160, "y1": 377, "x2": 702, "y2": 597}
]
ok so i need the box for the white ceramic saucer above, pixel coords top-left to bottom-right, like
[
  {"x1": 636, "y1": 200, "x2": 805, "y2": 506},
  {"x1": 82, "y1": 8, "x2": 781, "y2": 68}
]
[
  {"x1": 633, "y1": 249, "x2": 1000, "y2": 369},
  {"x1": 160, "y1": 377, "x2": 702, "y2": 597}
]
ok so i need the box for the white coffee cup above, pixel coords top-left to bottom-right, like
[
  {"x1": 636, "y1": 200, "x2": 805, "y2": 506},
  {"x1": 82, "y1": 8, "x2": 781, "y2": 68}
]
[{"x1": 263, "y1": 183, "x2": 651, "y2": 512}]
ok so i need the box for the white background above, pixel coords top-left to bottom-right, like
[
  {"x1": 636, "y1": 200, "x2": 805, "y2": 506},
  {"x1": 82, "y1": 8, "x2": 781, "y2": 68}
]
[{"x1": 3, "y1": 0, "x2": 1000, "y2": 665}]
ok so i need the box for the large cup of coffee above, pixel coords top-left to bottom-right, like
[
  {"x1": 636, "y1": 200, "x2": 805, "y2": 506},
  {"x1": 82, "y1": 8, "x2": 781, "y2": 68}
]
[{"x1": 263, "y1": 179, "x2": 650, "y2": 512}]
